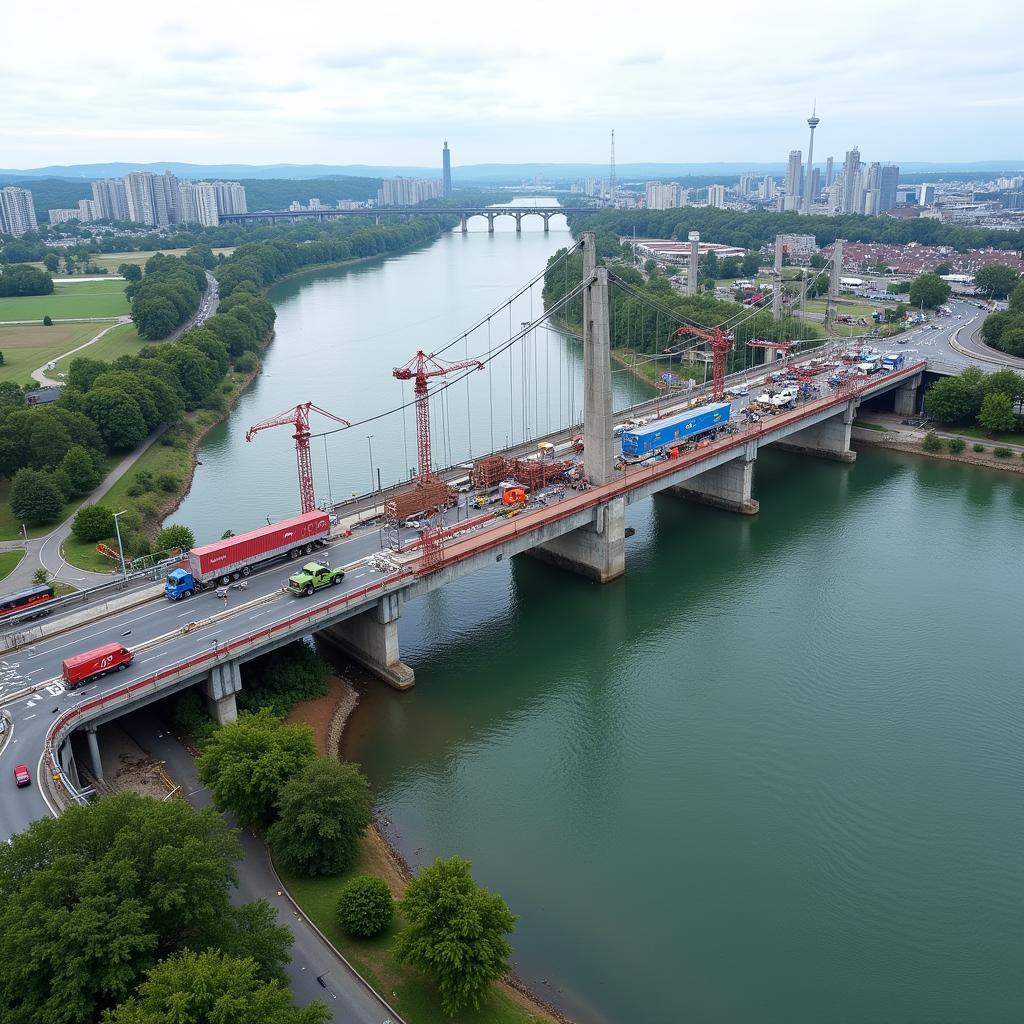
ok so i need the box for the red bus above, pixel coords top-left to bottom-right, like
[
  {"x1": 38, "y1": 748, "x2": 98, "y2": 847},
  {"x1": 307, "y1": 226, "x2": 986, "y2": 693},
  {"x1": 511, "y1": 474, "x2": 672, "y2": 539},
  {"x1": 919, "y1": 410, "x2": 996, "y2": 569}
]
[{"x1": 0, "y1": 583, "x2": 55, "y2": 621}]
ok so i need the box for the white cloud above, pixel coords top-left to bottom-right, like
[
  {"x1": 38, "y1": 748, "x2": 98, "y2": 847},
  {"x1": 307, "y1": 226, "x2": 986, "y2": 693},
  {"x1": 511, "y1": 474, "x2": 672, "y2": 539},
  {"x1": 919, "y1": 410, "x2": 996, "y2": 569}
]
[{"x1": 2, "y1": 0, "x2": 1022, "y2": 167}]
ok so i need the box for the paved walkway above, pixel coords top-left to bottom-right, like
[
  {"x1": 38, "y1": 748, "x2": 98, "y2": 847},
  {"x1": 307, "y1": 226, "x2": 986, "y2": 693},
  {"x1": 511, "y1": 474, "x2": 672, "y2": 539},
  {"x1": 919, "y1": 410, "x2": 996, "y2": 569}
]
[
  {"x1": 0, "y1": 427, "x2": 167, "y2": 592},
  {"x1": 31, "y1": 317, "x2": 132, "y2": 385}
]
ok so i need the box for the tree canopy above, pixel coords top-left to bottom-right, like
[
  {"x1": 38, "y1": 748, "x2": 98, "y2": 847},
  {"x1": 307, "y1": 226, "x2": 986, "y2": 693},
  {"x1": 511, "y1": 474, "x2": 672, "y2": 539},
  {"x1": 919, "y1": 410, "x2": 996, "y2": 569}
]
[
  {"x1": 0, "y1": 793, "x2": 292, "y2": 1024},
  {"x1": 393, "y1": 856, "x2": 517, "y2": 1016},
  {"x1": 908, "y1": 273, "x2": 951, "y2": 309},
  {"x1": 973, "y1": 264, "x2": 1020, "y2": 300},
  {"x1": 0, "y1": 264, "x2": 53, "y2": 297}
]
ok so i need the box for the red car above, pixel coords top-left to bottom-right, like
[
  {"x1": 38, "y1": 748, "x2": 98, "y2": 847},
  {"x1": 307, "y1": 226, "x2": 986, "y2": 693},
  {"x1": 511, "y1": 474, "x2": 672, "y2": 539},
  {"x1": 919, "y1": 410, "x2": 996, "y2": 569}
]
[{"x1": 14, "y1": 763, "x2": 30, "y2": 787}]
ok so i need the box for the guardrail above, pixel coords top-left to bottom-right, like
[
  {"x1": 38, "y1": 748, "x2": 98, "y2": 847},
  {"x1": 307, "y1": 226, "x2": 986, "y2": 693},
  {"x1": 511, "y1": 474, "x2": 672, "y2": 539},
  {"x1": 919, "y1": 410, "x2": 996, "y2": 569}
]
[{"x1": 46, "y1": 570, "x2": 413, "y2": 801}]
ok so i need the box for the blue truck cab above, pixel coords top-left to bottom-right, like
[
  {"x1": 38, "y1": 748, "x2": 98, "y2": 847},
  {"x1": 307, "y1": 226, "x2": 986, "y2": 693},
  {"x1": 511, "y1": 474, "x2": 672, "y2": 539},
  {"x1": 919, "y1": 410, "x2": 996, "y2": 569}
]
[{"x1": 165, "y1": 568, "x2": 197, "y2": 600}]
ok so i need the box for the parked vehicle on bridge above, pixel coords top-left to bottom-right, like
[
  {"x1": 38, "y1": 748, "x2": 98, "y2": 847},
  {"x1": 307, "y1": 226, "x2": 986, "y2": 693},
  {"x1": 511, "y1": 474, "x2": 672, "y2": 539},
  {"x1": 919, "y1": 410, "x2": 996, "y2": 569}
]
[
  {"x1": 62, "y1": 642, "x2": 134, "y2": 690},
  {"x1": 14, "y1": 763, "x2": 30, "y2": 787},
  {"x1": 620, "y1": 402, "x2": 730, "y2": 458},
  {"x1": 0, "y1": 583, "x2": 55, "y2": 622},
  {"x1": 164, "y1": 511, "x2": 331, "y2": 600},
  {"x1": 287, "y1": 561, "x2": 345, "y2": 596}
]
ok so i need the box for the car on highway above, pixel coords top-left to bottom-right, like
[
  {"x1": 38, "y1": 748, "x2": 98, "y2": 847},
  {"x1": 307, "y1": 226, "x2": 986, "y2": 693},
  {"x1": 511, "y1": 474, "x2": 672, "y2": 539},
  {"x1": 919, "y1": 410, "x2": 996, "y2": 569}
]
[
  {"x1": 14, "y1": 763, "x2": 30, "y2": 787},
  {"x1": 403, "y1": 518, "x2": 424, "y2": 529}
]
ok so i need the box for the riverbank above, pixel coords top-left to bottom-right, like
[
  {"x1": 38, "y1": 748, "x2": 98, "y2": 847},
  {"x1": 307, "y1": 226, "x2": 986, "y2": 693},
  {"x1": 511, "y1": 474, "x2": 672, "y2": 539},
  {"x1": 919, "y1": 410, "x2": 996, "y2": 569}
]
[
  {"x1": 852, "y1": 416, "x2": 1024, "y2": 474},
  {"x1": 281, "y1": 659, "x2": 567, "y2": 1024}
]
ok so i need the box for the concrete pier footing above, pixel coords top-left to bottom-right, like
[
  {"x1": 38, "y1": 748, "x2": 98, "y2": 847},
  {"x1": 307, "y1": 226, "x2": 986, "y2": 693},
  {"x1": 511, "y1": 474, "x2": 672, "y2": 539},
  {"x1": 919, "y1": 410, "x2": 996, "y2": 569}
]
[
  {"x1": 530, "y1": 497, "x2": 625, "y2": 583},
  {"x1": 85, "y1": 727, "x2": 103, "y2": 781},
  {"x1": 772, "y1": 400, "x2": 858, "y2": 462},
  {"x1": 203, "y1": 660, "x2": 241, "y2": 724},
  {"x1": 669, "y1": 442, "x2": 760, "y2": 514},
  {"x1": 323, "y1": 592, "x2": 415, "y2": 690},
  {"x1": 893, "y1": 374, "x2": 921, "y2": 417}
]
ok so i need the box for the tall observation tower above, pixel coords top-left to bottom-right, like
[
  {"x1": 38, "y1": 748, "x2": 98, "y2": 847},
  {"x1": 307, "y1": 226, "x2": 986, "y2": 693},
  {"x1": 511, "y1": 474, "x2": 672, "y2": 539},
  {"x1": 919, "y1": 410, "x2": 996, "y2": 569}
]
[
  {"x1": 802, "y1": 105, "x2": 820, "y2": 215},
  {"x1": 442, "y1": 141, "x2": 452, "y2": 197}
]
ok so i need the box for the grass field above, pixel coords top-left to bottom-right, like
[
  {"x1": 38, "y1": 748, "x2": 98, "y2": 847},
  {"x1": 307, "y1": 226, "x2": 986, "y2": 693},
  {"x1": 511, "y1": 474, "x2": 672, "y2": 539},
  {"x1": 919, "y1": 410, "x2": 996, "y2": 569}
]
[
  {"x1": 941, "y1": 423, "x2": 1024, "y2": 446},
  {"x1": 92, "y1": 247, "x2": 235, "y2": 271},
  {"x1": 0, "y1": 322, "x2": 106, "y2": 385},
  {"x1": 281, "y1": 839, "x2": 557, "y2": 1024},
  {"x1": 805, "y1": 298, "x2": 892, "y2": 319},
  {"x1": 0, "y1": 550, "x2": 25, "y2": 583},
  {"x1": 0, "y1": 280, "x2": 130, "y2": 322},
  {"x1": 51, "y1": 321, "x2": 145, "y2": 377}
]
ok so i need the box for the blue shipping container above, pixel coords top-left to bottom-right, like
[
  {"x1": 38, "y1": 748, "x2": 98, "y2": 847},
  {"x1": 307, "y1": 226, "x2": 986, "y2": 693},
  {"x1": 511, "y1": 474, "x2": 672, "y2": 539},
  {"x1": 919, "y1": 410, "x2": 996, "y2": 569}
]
[{"x1": 620, "y1": 402, "x2": 730, "y2": 457}]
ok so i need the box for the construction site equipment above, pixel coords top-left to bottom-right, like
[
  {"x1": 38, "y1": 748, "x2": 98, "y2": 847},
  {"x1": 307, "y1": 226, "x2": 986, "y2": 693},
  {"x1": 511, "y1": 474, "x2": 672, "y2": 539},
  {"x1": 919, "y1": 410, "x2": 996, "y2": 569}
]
[
  {"x1": 471, "y1": 455, "x2": 509, "y2": 489},
  {"x1": 384, "y1": 479, "x2": 453, "y2": 525},
  {"x1": 669, "y1": 325, "x2": 734, "y2": 401},
  {"x1": 245, "y1": 403, "x2": 352, "y2": 514},
  {"x1": 508, "y1": 457, "x2": 574, "y2": 490},
  {"x1": 393, "y1": 351, "x2": 485, "y2": 481},
  {"x1": 501, "y1": 487, "x2": 528, "y2": 506}
]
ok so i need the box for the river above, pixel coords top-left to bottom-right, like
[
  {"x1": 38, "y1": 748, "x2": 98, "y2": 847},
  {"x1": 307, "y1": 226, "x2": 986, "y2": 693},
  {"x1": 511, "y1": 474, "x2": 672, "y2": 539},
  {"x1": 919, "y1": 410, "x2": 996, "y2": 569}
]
[{"x1": 177, "y1": 203, "x2": 1024, "y2": 1023}]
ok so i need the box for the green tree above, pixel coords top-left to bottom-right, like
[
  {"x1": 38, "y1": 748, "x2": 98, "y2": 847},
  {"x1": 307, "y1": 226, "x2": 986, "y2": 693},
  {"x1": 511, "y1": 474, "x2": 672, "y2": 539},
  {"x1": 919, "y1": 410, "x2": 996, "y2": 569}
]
[
  {"x1": 154, "y1": 523, "x2": 195, "y2": 552},
  {"x1": 0, "y1": 793, "x2": 291, "y2": 1024},
  {"x1": 908, "y1": 273, "x2": 952, "y2": 309},
  {"x1": 118, "y1": 263, "x2": 143, "y2": 283},
  {"x1": 84, "y1": 388, "x2": 148, "y2": 450},
  {"x1": 42, "y1": 315, "x2": 53, "y2": 326},
  {"x1": 978, "y1": 391, "x2": 1016, "y2": 433},
  {"x1": 71, "y1": 503, "x2": 115, "y2": 542},
  {"x1": 808, "y1": 252, "x2": 826, "y2": 270},
  {"x1": 9, "y1": 467, "x2": 63, "y2": 524},
  {"x1": 43, "y1": 253, "x2": 59, "y2": 273},
  {"x1": 197, "y1": 709, "x2": 317, "y2": 829},
  {"x1": 60, "y1": 445, "x2": 102, "y2": 495},
  {"x1": 922, "y1": 430, "x2": 943, "y2": 452},
  {"x1": 973, "y1": 264, "x2": 1020, "y2": 300},
  {"x1": 0, "y1": 264, "x2": 54, "y2": 297},
  {"x1": 132, "y1": 294, "x2": 180, "y2": 339},
  {"x1": 101, "y1": 951, "x2": 327, "y2": 1024},
  {"x1": 932, "y1": 261, "x2": 953, "y2": 276},
  {"x1": 393, "y1": 856, "x2": 517, "y2": 1016},
  {"x1": 267, "y1": 758, "x2": 373, "y2": 876},
  {"x1": 983, "y1": 369, "x2": 1024, "y2": 406},
  {"x1": 336, "y1": 876, "x2": 394, "y2": 939},
  {"x1": 924, "y1": 369, "x2": 985, "y2": 424},
  {"x1": 1010, "y1": 280, "x2": 1024, "y2": 313}
]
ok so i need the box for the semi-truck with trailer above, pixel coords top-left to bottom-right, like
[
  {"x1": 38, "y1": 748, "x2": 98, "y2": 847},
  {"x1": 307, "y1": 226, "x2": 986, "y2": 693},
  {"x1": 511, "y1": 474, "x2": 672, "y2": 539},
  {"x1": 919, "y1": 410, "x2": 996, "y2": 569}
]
[
  {"x1": 620, "y1": 402, "x2": 730, "y2": 458},
  {"x1": 62, "y1": 642, "x2": 134, "y2": 689},
  {"x1": 164, "y1": 511, "x2": 332, "y2": 600}
]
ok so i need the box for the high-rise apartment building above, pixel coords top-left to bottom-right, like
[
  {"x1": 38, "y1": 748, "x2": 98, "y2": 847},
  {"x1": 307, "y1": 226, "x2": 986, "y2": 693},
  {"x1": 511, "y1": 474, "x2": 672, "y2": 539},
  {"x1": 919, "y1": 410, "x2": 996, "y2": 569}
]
[
  {"x1": 125, "y1": 171, "x2": 159, "y2": 226},
  {"x1": 179, "y1": 182, "x2": 220, "y2": 226},
  {"x1": 645, "y1": 182, "x2": 686, "y2": 209},
  {"x1": 47, "y1": 209, "x2": 81, "y2": 225},
  {"x1": 760, "y1": 176, "x2": 776, "y2": 200},
  {"x1": 0, "y1": 187, "x2": 38, "y2": 236},
  {"x1": 376, "y1": 177, "x2": 444, "y2": 206},
  {"x1": 738, "y1": 174, "x2": 756, "y2": 196},
  {"x1": 840, "y1": 146, "x2": 861, "y2": 214},
  {"x1": 879, "y1": 164, "x2": 899, "y2": 213},
  {"x1": 809, "y1": 168, "x2": 821, "y2": 207},
  {"x1": 707, "y1": 184, "x2": 727, "y2": 208},
  {"x1": 212, "y1": 181, "x2": 247, "y2": 215},
  {"x1": 91, "y1": 178, "x2": 130, "y2": 221},
  {"x1": 825, "y1": 156, "x2": 834, "y2": 188},
  {"x1": 78, "y1": 199, "x2": 98, "y2": 222},
  {"x1": 442, "y1": 141, "x2": 452, "y2": 197},
  {"x1": 784, "y1": 149, "x2": 803, "y2": 210}
]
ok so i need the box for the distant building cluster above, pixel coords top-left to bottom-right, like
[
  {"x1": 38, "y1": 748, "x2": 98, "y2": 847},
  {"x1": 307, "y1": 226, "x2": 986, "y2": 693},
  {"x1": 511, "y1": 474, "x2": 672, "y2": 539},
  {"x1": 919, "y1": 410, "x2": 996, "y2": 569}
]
[
  {"x1": 0, "y1": 186, "x2": 38, "y2": 236},
  {"x1": 827, "y1": 241, "x2": 1024, "y2": 276},
  {"x1": 43, "y1": 172, "x2": 247, "y2": 228},
  {"x1": 287, "y1": 197, "x2": 364, "y2": 212},
  {"x1": 376, "y1": 177, "x2": 444, "y2": 206}
]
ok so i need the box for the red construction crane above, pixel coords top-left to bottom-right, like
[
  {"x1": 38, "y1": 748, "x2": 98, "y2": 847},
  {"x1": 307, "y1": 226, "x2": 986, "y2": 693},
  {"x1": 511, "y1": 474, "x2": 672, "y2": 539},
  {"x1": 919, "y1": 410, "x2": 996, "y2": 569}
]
[
  {"x1": 669, "y1": 324, "x2": 734, "y2": 401},
  {"x1": 245, "y1": 402, "x2": 351, "y2": 514},
  {"x1": 745, "y1": 338, "x2": 793, "y2": 355},
  {"x1": 393, "y1": 351, "x2": 484, "y2": 481}
]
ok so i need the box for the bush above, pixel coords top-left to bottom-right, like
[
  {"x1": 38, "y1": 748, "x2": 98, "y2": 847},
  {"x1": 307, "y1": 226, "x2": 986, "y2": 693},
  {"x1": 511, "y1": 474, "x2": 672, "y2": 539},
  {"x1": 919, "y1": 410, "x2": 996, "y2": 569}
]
[
  {"x1": 42, "y1": 315, "x2": 53, "y2": 327},
  {"x1": 921, "y1": 431, "x2": 943, "y2": 452},
  {"x1": 157, "y1": 473, "x2": 180, "y2": 493},
  {"x1": 239, "y1": 641, "x2": 330, "y2": 717},
  {"x1": 973, "y1": 443, "x2": 986, "y2": 452},
  {"x1": 154, "y1": 524, "x2": 195, "y2": 552},
  {"x1": 31, "y1": 568, "x2": 50, "y2": 585},
  {"x1": 71, "y1": 503, "x2": 115, "y2": 543},
  {"x1": 336, "y1": 876, "x2": 394, "y2": 938},
  {"x1": 169, "y1": 689, "x2": 218, "y2": 748},
  {"x1": 235, "y1": 352, "x2": 258, "y2": 373},
  {"x1": 946, "y1": 437, "x2": 966, "y2": 453},
  {"x1": 220, "y1": 381, "x2": 234, "y2": 395},
  {"x1": 993, "y1": 446, "x2": 1012, "y2": 458}
]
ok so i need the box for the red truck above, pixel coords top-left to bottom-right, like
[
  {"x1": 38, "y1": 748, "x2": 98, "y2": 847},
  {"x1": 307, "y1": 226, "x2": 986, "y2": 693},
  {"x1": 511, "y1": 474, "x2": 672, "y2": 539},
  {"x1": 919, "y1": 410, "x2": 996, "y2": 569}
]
[
  {"x1": 164, "y1": 511, "x2": 332, "y2": 600},
  {"x1": 62, "y1": 643, "x2": 134, "y2": 689}
]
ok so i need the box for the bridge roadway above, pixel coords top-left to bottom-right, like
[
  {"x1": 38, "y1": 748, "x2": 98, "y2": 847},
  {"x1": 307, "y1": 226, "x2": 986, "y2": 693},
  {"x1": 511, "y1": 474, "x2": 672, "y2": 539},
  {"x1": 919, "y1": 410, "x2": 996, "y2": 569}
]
[{"x1": 218, "y1": 206, "x2": 590, "y2": 228}]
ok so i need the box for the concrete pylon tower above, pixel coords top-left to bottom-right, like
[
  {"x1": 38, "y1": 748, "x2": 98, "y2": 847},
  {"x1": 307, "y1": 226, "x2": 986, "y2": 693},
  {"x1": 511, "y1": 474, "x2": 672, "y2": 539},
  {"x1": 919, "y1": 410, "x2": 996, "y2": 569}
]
[
  {"x1": 830, "y1": 238, "x2": 844, "y2": 300},
  {"x1": 580, "y1": 232, "x2": 614, "y2": 486},
  {"x1": 687, "y1": 231, "x2": 700, "y2": 295},
  {"x1": 803, "y1": 104, "x2": 820, "y2": 215},
  {"x1": 772, "y1": 234, "x2": 784, "y2": 321}
]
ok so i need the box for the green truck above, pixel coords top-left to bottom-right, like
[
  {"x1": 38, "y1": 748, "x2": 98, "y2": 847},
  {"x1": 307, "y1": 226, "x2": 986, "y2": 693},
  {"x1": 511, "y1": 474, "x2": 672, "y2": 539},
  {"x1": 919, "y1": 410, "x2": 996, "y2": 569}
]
[{"x1": 287, "y1": 561, "x2": 345, "y2": 596}]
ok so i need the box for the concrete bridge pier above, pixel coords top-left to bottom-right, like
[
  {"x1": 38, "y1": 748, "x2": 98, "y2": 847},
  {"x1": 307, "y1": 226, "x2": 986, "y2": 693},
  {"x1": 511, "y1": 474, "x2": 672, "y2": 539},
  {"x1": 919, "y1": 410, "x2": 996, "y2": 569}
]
[
  {"x1": 323, "y1": 592, "x2": 415, "y2": 690},
  {"x1": 59, "y1": 739, "x2": 82, "y2": 790},
  {"x1": 542, "y1": 212, "x2": 551, "y2": 232},
  {"x1": 86, "y1": 726, "x2": 103, "y2": 782},
  {"x1": 529, "y1": 497, "x2": 625, "y2": 583},
  {"x1": 668, "y1": 441, "x2": 760, "y2": 515},
  {"x1": 460, "y1": 214, "x2": 468, "y2": 234},
  {"x1": 774, "y1": 398, "x2": 859, "y2": 462},
  {"x1": 893, "y1": 372, "x2": 922, "y2": 416},
  {"x1": 514, "y1": 212, "x2": 522, "y2": 234},
  {"x1": 487, "y1": 212, "x2": 496, "y2": 234},
  {"x1": 203, "y1": 660, "x2": 242, "y2": 725}
]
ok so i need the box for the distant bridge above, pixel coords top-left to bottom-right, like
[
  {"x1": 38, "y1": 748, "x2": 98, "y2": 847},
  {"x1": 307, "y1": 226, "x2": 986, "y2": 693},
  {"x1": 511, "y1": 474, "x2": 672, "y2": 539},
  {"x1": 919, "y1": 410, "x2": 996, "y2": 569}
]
[{"x1": 218, "y1": 207, "x2": 593, "y2": 233}]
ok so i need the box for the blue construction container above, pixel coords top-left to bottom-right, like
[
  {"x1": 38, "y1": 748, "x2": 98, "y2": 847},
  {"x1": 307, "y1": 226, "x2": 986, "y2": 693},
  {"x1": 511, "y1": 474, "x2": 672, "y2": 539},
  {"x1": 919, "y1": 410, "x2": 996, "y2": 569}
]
[{"x1": 620, "y1": 402, "x2": 730, "y2": 457}]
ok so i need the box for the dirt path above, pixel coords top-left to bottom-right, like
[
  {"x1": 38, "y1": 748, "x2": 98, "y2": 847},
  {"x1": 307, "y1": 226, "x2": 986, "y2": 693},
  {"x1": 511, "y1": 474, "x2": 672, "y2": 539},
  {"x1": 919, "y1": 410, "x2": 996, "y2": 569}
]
[{"x1": 31, "y1": 317, "x2": 131, "y2": 385}]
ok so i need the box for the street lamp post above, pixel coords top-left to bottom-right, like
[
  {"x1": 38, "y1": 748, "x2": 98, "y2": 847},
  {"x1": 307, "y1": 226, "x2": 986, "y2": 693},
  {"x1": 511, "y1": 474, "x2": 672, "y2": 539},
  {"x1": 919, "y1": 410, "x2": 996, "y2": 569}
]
[
  {"x1": 366, "y1": 435, "x2": 375, "y2": 493},
  {"x1": 112, "y1": 510, "x2": 128, "y2": 579}
]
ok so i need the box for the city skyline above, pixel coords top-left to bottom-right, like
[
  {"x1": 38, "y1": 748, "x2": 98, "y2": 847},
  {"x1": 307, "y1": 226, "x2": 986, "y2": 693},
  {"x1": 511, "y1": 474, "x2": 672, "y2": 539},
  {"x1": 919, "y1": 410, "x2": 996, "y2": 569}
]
[{"x1": 2, "y1": 0, "x2": 1021, "y2": 168}]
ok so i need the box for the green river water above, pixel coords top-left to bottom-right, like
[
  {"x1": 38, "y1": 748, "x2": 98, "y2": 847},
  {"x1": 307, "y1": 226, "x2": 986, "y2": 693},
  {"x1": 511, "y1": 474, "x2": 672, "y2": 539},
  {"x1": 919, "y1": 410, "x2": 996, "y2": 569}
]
[{"x1": 177, "y1": 208, "x2": 1024, "y2": 1023}]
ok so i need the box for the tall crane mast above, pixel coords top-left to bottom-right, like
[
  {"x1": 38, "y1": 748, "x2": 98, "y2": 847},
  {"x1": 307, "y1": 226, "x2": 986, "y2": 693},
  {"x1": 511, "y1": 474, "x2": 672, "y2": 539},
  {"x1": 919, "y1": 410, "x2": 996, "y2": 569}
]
[
  {"x1": 245, "y1": 402, "x2": 351, "y2": 514},
  {"x1": 669, "y1": 324, "x2": 735, "y2": 401},
  {"x1": 393, "y1": 351, "x2": 484, "y2": 481}
]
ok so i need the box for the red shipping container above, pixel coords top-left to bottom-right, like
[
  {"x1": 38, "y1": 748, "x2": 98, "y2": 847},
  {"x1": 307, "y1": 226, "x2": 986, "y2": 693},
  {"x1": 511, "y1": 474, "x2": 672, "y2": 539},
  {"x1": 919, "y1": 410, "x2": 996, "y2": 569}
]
[
  {"x1": 187, "y1": 511, "x2": 330, "y2": 582},
  {"x1": 62, "y1": 642, "x2": 133, "y2": 689}
]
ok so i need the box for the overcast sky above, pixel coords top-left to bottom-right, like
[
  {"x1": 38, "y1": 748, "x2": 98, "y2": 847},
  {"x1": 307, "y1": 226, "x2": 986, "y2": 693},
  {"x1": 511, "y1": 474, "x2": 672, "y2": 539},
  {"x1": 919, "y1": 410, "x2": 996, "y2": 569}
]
[{"x1": 4, "y1": 0, "x2": 1021, "y2": 169}]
